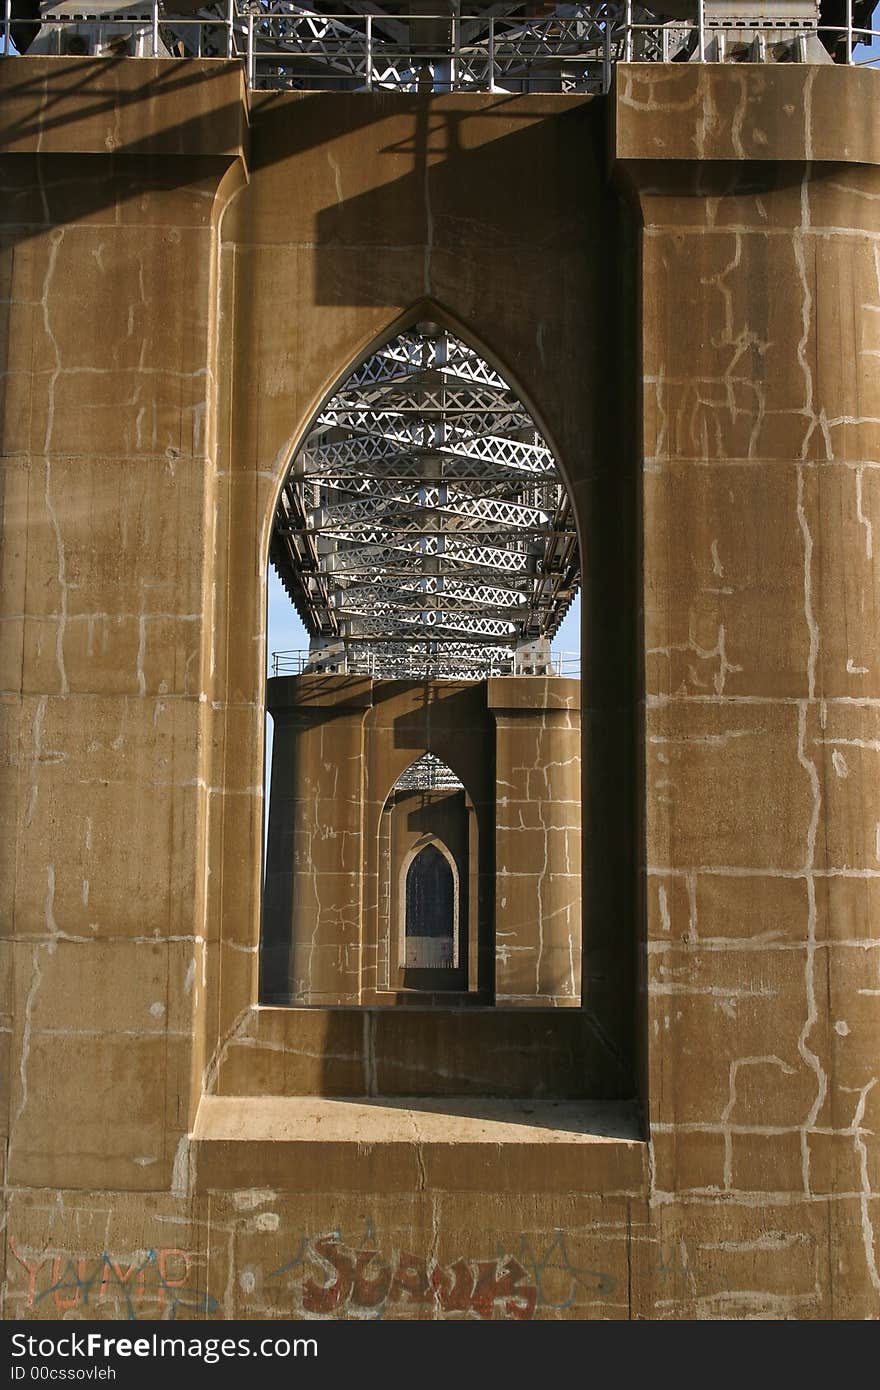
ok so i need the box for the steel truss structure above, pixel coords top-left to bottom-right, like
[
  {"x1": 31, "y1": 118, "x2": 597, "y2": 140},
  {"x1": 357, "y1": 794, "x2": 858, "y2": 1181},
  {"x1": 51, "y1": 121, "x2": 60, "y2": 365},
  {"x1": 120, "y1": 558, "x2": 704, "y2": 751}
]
[
  {"x1": 392, "y1": 753, "x2": 464, "y2": 792},
  {"x1": 270, "y1": 322, "x2": 579, "y2": 680},
  {"x1": 11, "y1": 3, "x2": 879, "y2": 88}
]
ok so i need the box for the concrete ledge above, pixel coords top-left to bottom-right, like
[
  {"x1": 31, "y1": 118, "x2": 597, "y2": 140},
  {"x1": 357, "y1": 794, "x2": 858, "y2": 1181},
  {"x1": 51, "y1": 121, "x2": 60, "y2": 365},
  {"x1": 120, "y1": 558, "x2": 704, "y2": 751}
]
[
  {"x1": 0, "y1": 57, "x2": 248, "y2": 159},
  {"x1": 191, "y1": 1096, "x2": 646, "y2": 1195},
  {"x1": 211, "y1": 1006, "x2": 629, "y2": 1098},
  {"x1": 487, "y1": 675, "x2": 580, "y2": 712},
  {"x1": 614, "y1": 61, "x2": 880, "y2": 167}
]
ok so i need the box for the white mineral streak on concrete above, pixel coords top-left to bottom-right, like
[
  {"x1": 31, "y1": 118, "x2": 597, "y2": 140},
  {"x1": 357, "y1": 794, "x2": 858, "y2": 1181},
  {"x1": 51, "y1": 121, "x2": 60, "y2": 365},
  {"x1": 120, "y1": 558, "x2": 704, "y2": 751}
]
[
  {"x1": 40, "y1": 232, "x2": 70, "y2": 697},
  {"x1": 230, "y1": 1036, "x2": 362, "y2": 1064},
  {"x1": 136, "y1": 604, "x2": 147, "y2": 698},
  {"x1": 856, "y1": 468, "x2": 874, "y2": 560},
  {"x1": 230, "y1": 1189, "x2": 279, "y2": 1212},
  {"x1": 170, "y1": 1134, "x2": 194, "y2": 1199},
  {"x1": 803, "y1": 64, "x2": 815, "y2": 165},
  {"x1": 849, "y1": 1080, "x2": 880, "y2": 1294},
  {"x1": 648, "y1": 694, "x2": 880, "y2": 708},
  {"x1": 534, "y1": 763, "x2": 548, "y2": 998},
  {"x1": 823, "y1": 736, "x2": 880, "y2": 751},
  {"x1": 702, "y1": 1231, "x2": 805, "y2": 1252},
  {"x1": 222, "y1": 1226, "x2": 236, "y2": 1318},
  {"x1": 202, "y1": 1007, "x2": 255, "y2": 1096},
  {"x1": 796, "y1": 701, "x2": 826, "y2": 1194},
  {"x1": 428, "y1": 1192, "x2": 442, "y2": 1312},
  {"x1": 328, "y1": 150, "x2": 343, "y2": 206},
  {"x1": 25, "y1": 696, "x2": 47, "y2": 829},
  {"x1": 686, "y1": 872, "x2": 698, "y2": 942},
  {"x1": 653, "y1": 363, "x2": 668, "y2": 462},
  {"x1": 647, "y1": 617, "x2": 742, "y2": 696},
  {"x1": 721, "y1": 1056, "x2": 796, "y2": 1191},
  {"x1": 658, "y1": 884, "x2": 671, "y2": 934},
  {"x1": 695, "y1": 69, "x2": 720, "y2": 163},
  {"x1": 10, "y1": 945, "x2": 46, "y2": 1170},
  {"x1": 34, "y1": 123, "x2": 50, "y2": 221},
  {"x1": 797, "y1": 469, "x2": 819, "y2": 702},
  {"x1": 729, "y1": 73, "x2": 747, "y2": 162},
  {"x1": 650, "y1": 728, "x2": 758, "y2": 747},
  {"x1": 44, "y1": 864, "x2": 60, "y2": 939}
]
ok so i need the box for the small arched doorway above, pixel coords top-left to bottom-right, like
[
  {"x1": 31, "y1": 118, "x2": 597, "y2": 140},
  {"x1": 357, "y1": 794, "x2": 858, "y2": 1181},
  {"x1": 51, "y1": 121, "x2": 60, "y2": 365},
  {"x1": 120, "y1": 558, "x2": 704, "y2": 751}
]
[
  {"x1": 404, "y1": 843, "x2": 457, "y2": 968},
  {"x1": 378, "y1": 752, "x2": 477, "y2": 1002}
]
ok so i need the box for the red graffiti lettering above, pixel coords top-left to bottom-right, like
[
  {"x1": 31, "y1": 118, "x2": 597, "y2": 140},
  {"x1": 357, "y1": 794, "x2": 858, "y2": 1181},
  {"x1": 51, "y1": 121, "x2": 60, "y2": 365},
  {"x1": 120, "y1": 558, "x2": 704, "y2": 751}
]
[
  {"x1": 430, "y1": 1257, "x2": 474, "y2": 1312},
  {"x1": 51, "y1": 1257, "x2": 89, "y2": 1311},
  {"x1": 351, "y1": 1250, "x2": 392, "y2": 1309},
  {"x1": 9, "y1": 1239, "x2": 51, "y2": 1309},
  {"x1": 99, "y1": 1258, "x2": 147, "y2": 1302},
  {"x1": 301, "y1": 1237, "x2": 354, "y2": 1314},
  {"x1": 471, "y1": 1257, "x2": 537, "y2": 1321},
  {"x1": 157, "y1": 1248, "x2": 191, "y2": 1301},
  {"x1": 8, "y1": 1240, "x2": 210, "y2": 1313},
  {"x1": 291, "y1": 1240, "x2": 537, "y2": 1319},
  {"x1": 390, "y1": 1251, "x2": 430, "y2": 1304}
]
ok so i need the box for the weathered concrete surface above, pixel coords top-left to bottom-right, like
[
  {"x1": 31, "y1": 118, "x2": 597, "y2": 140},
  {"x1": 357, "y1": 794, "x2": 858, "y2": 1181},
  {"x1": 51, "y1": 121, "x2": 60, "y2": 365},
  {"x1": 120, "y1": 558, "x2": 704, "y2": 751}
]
[
  {"x1": 488, "y1": 677, "x2": 581, "y2": 1006},
  {"x1": 263, "y1": 674, "x2": 581, "y2": 1011},
  {"x1": 617, "y1": 62, "x2": 880, "y2": 1318},
  {"x1": 0, "y1": 56, "x2": 878, "y2": 1318}
]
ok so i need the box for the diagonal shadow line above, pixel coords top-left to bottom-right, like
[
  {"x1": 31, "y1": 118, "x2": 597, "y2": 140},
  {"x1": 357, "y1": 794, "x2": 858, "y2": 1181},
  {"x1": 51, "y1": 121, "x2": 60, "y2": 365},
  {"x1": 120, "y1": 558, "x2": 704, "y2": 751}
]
[{"x1": 0, "y1": 53, "x2": 242, "y2": 147}]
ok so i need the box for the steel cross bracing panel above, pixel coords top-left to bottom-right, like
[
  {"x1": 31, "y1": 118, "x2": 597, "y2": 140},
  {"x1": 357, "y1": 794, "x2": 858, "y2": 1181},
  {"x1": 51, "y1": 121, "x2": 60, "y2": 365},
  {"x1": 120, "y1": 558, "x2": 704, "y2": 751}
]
[
  {"x1": 270, "y1": 324, "x2": 580, "y2": 679},
  {"x1": 393, "y1": 754, "x2": 464, "y2": 794},
  {"x1": 215, "y1": 3, "x2": 620, "y2": 93}
]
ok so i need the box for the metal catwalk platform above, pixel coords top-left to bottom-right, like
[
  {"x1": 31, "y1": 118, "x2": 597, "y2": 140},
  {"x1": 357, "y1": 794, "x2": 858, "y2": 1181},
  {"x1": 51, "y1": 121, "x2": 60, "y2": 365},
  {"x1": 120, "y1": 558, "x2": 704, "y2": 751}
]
[{"x1": 7, "y1": 3, "x2": 880, "y2": 91}]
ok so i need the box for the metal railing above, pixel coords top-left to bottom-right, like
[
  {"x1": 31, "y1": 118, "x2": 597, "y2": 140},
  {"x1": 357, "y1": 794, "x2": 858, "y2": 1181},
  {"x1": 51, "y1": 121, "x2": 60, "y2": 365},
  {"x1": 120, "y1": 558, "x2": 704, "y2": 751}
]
[
  {"x1": 4, "y1": 7, "x2": 880, "y2": 87},
  {"x1": 270, "y1": 647, "x2": 581, "y2": 678}
]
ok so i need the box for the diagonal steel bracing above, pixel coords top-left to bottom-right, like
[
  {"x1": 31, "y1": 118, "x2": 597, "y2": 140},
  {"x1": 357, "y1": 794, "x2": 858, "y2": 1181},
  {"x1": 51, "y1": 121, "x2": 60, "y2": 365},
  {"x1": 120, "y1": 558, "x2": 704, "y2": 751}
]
[{"x1": 270, "y1": 322, "x2": 579, "y2": 678}]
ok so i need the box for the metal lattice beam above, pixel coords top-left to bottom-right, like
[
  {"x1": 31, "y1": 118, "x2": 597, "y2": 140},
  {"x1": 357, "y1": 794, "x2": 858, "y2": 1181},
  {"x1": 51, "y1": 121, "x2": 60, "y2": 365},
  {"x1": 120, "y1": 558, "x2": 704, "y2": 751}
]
[
  {"x1": 393, "y1": 753, "x2": 463, "y2": 793},
  {"x1": 271, "y1": 321, "x2": 580, "y2": 679}
]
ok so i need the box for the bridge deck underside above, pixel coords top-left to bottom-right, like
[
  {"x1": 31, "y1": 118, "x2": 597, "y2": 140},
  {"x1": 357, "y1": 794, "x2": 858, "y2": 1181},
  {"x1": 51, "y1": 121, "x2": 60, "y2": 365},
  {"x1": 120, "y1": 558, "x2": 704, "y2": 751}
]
[{"x1": 270, "y1": 326, "x2": 579, "y2": 679}]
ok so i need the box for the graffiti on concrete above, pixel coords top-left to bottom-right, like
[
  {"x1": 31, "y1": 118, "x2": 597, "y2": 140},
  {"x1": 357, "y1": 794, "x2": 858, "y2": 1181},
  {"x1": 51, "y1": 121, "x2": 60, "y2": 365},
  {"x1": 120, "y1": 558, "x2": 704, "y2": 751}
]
[
  {"x1": 266, "y1": 1231, "x2": 603, "y2": 1319},
  {"x1": 8, "y1": 1224, "x2": 635, "y2": 1320},
  {"x1": 269, "y1": 1235, "x2": 536, "y2": 1319},
  {"x1": 9, "y1": 1239, "x2": 219, "y2": 1320}
]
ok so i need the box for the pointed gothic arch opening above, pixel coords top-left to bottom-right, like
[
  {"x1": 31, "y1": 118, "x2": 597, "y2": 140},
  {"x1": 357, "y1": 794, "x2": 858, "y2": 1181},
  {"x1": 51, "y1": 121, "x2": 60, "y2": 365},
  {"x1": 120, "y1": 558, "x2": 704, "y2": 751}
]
[
  {"x1": 261, "y1": 312, "x2": 581, "y2": 1013},
  {"x1": 375, "y1": 752, "x2": 484, "y2": 1004},
  {"x1": 404, "y1": 843, "x2": 457, "y2": 968}
]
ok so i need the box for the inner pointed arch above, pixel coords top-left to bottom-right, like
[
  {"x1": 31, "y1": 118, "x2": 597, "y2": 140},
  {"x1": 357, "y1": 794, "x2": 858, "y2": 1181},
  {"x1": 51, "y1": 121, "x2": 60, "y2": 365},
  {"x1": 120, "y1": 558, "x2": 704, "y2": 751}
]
[{"x1": 269, "y1": 316, "x2": 580, "y2": 681}]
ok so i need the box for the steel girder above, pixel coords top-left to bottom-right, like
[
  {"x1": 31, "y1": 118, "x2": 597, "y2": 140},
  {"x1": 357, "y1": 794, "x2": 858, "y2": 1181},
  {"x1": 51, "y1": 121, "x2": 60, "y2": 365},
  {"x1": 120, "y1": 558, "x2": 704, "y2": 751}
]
[{"x1": 270, "y1": 324, "x2": 580, "y2": 678}]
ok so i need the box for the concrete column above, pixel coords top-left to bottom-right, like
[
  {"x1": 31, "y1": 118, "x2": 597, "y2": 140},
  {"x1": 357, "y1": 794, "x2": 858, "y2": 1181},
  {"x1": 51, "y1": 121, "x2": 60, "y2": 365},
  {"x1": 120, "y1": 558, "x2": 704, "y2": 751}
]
[
  {"x1": 262, "y1": 675, "x2": 372, "y2": 1005},
  {"x1": 615, "y1": 65, "x2": 880, "y2": 1297},
  {"x1": 488, "y1": 677, "x2": 582, "y2": 1007}
]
